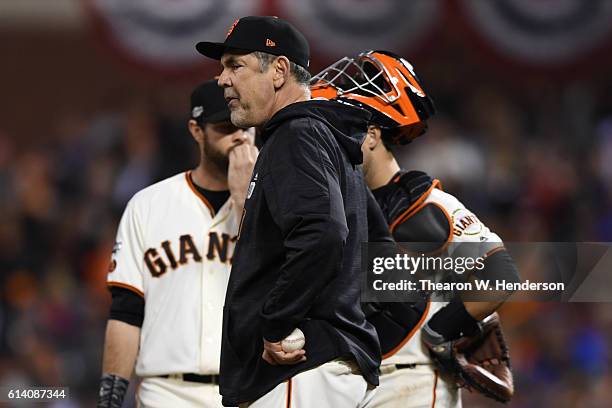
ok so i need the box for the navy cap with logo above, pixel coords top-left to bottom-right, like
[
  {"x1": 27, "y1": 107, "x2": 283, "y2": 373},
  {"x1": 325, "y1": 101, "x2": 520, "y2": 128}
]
[
  {"x1": 190, "y1": 80, "x2": 231, "y2": 124},
  {"x1": 196, "y1": 16, "x2": 310, "y2": 69}
]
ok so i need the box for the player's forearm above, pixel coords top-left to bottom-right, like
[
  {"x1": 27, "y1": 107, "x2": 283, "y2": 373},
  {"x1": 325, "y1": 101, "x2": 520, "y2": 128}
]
[
  {"x1": 228, "y1": 143, "x2": 258, "y2": 219},
  {"x1": 231, "y1": 194, "x2": 247, "y2": 220},
  {"x1": 101, "y1": 319, "x2": 140, "y2": 378},
  {"x1": 464, "y1": 300, "x2": 503, "y2": 321},
  {"x1": 464, "y1": 249, "x2": 518, "y2": 320}
]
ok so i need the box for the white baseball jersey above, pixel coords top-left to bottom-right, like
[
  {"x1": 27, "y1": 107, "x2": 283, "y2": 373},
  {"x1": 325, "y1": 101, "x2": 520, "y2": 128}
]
[
  {"x1": 383, "y1": 183, "x2": 504, "y2": 366},
  {"x1": 107, "y1": 171, "x2": 239, "y2": 376}
]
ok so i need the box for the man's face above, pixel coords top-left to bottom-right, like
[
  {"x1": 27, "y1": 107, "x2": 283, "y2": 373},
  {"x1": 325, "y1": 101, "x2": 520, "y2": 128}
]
[
  {"x1": 203, "y1": 120, "x2": 255, "y2": 171},
  {"x1": 218, "y1": 51, "x2": 276, "y2": 128}
]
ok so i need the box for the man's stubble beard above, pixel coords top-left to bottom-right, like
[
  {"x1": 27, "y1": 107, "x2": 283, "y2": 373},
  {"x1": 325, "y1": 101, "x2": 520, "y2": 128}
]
[
  {"x1": 230, "y1": 109, "x2": 254, "y2": 129},
  {"x1": 203, "y1": 136, "x2": 229, "y2": 174}
]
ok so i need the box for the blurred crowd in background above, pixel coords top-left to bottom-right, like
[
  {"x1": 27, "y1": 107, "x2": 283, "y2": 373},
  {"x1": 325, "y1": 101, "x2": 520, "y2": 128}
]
[{"x1": 1, "y1": 1, "x2": 612, "y2": 406}]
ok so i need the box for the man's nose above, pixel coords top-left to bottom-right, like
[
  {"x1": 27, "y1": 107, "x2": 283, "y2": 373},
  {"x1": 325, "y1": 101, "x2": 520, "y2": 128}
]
[{"x1": 218, "y1": 69, "x2": 231, "y2": 88}]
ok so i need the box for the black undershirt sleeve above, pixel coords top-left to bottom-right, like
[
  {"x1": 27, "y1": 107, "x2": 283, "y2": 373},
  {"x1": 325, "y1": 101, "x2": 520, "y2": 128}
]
[
  {"x1": 472, "y1": 249, "x2": 520, "y2": 283},
  {"x1": 109, "y1": 286, "x2": 145, "y2": 327}
]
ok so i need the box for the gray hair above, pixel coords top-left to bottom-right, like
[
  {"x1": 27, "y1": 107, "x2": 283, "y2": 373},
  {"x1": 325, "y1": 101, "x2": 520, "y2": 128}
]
[{"x1": 252, "y1": 51, "x2": 311, "y2": 86}]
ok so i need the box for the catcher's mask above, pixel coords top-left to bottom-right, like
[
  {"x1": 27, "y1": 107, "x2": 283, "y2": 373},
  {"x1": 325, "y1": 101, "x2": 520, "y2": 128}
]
[{"x1": 311, "y1": 50, "x2": 435, "y2": 145}]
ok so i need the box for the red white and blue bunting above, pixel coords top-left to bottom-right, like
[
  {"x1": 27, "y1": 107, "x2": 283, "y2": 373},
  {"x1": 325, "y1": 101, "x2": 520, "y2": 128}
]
[{"x1": 85, "y1": 0, "x2": 259, "y2": 72}]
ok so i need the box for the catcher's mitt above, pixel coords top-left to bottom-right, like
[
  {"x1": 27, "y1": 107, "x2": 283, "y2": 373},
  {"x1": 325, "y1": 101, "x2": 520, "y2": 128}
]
[{"x1": 422, "y1": 312, "x2": 514, "y2": 403}]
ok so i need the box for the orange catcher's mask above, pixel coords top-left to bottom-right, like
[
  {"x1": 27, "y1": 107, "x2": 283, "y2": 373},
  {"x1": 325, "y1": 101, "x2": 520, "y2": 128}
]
[{"x1": 311, "y1": 50, "x2": 435, "y2": 144}]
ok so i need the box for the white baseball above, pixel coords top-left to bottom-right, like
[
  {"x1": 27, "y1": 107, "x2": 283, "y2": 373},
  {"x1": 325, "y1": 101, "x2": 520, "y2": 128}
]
[{"x1": 281, "y1": 328, "x2": 305, "y2": 352}]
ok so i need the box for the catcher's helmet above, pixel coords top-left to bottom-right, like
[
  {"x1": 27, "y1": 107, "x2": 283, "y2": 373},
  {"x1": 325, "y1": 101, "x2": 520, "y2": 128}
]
[{"x1": 311, "y1": 50, "x2": 435, "y2": 144}]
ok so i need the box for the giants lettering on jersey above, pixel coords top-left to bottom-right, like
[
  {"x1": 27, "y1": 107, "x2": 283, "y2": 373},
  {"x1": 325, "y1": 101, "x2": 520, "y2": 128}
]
[
  {"x1": 452, "y1": 208, "x2": 483, "y2": 237},
  {"x1": 143, "y1": 232, "x2": 237, "y2": 277}
]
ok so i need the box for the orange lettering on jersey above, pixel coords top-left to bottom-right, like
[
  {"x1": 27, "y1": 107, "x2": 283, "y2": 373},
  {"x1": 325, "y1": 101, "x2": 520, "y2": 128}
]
[
  {"x1": 454, "y1": 214, "x2": 480, "y2": 237},
  {"x1": 179, "y1": 234, "x2": 203, "y2": 264},
  {"x1": 207, "y1": 232, "x2": 230, "y2": 262},
  {"x1": 460, "y1": 216, "x2": 476, "y2": 229},
  {"x1": 144, "y1": 248, "x2": 168, "y2": 277},
  {"x1": 161, "y1": 240, "x2": 179, "y2": 269}
]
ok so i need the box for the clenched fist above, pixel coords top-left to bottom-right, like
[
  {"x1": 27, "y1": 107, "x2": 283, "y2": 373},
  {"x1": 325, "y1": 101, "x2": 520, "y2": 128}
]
[{"x1": 228, "y1": 143, "x2": 259, "y2": 216}]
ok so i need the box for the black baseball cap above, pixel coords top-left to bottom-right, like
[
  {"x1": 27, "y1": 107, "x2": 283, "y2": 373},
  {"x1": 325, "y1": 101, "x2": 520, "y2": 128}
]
[
  {"x1": 196, "y1": 16, "x2": 310, "y2": 69},
  {"x1": 190, "y1": 80, "x2": 230, "y2": 124}
]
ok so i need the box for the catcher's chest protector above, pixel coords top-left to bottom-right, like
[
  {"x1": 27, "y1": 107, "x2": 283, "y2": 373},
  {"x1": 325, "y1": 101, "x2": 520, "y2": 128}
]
[
  {"x1": 369, "y1": 171, "x2": 449, "y2": 356},
  {"x1": 386, "y1": 171, "x2": 452, "y2": 253}
]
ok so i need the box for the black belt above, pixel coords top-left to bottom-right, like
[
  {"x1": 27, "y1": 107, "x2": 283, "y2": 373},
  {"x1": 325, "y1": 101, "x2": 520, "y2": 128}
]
[
  {"x1": 395, "y1": 364, "x2": 417, "y2": 369},
  {"x1": 160, "y1": 373, "x2": 219, "y2": 384}
]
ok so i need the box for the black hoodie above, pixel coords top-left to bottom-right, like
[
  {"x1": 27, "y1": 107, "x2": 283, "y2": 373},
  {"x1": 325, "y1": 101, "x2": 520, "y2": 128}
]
[{"x1": 219, "y1": 100, "x2": 381, "y2": 406}]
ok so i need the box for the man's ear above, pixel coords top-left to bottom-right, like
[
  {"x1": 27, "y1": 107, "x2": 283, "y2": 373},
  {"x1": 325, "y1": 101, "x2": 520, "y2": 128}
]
[
  {"x1": 272, "y1": 56, "x2": 291, "y2": 89},
  {"x1": 366, "y1": 125, "x2": 383, "y2": 151},
  {"x1": 188, "y1": 119, "x2": 205, "y2": 143}
]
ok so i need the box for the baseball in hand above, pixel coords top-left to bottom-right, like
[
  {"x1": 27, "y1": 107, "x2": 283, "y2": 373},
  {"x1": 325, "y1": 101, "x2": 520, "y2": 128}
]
[{"x1": 281, "y1": 328, "x2": 306, "y2": 352}]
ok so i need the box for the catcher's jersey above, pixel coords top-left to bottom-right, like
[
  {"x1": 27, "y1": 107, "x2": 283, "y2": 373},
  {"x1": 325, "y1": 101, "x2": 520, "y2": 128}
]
[
  {"x1": 107, "y1": 171, "x2": 238, "y2": 376},
  {"x1": 373, "y1": 173, "x2": 504, "y2": 366}
]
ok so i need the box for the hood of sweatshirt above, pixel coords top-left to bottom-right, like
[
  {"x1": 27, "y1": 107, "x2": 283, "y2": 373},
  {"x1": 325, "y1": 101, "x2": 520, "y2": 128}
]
[{"x1": 262, "y1": 99, "x2": 372, "y2": 165}]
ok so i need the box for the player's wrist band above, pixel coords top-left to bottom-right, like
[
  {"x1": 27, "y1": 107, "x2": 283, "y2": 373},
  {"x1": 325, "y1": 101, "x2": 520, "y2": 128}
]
[
  {"x1": 97, "y1": 373, "x2": 129, "y2": 408},
  {"x1": 426, "y1": 296, "x2": 480, "y2": 341}
]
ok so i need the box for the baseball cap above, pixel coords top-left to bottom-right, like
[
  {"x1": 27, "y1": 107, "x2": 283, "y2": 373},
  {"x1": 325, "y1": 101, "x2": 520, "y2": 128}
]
[
  {"x1": 196, "y1": 16, "x2": 310, "y2": 69},
  {"x1": 190, "y1": 80, "x2": 230, "y2": 124}
]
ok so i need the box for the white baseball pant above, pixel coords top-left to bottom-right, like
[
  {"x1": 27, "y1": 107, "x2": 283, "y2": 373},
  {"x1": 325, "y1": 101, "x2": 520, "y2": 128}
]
[
  {"x1": 240, "y1": 358, "x2": 377, "y2": 408},
  {"x1": 138, "y1": 376, "x2": 233, "y2": 408},
  {"x1": 366, "y1": 364, "x2": 461, "y2": 408}
]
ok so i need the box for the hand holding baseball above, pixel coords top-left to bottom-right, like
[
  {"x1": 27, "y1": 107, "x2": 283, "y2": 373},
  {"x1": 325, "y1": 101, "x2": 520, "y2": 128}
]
[
  {"x1": 262, "y1": 328, "x2": 306, "y2": 365},
  {"x1": 281, "y1": 328, "x2": 306, "y2": 352}
]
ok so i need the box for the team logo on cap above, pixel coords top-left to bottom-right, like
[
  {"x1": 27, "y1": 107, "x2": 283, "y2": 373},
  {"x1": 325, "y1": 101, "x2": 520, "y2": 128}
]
[
  {"x1": 226, "y1": 19, "x2": 239, "y2": 38},
  {"x1": 192, "y1": 106, "x2": 204, "y2": 118},
  {"x1": 266, "y1": 39, "x2": 276, "y2": 47}
]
